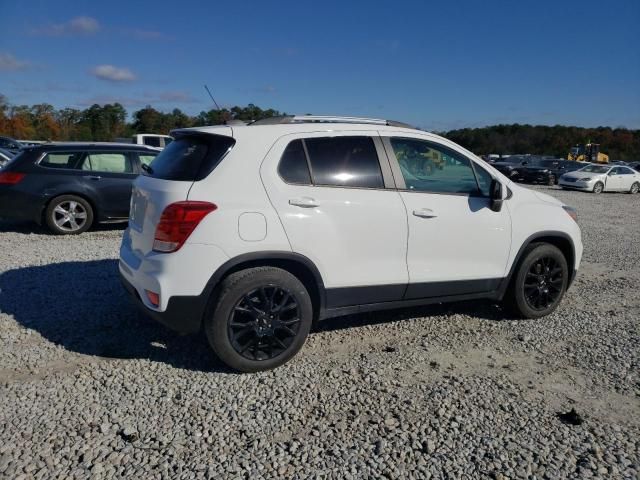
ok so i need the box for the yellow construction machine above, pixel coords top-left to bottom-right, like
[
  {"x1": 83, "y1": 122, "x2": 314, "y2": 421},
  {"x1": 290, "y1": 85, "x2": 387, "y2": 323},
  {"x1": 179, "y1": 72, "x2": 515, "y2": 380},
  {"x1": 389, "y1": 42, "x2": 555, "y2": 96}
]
[{"x1": 568, "y1": 143, "x2": 609, "y2": 164}]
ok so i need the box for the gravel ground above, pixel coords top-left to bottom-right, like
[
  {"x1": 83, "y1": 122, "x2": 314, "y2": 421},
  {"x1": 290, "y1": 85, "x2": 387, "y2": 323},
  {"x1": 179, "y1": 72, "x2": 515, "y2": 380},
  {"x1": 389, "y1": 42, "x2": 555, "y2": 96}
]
[{"x1": 0, "y1": 185, "x2": 638, "y2": 479}]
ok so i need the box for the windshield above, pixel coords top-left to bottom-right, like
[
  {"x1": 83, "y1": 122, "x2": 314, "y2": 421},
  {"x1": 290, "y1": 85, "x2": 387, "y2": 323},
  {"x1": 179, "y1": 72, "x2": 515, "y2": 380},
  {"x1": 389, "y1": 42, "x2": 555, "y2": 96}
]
[{"x1": 579, "y1": 165, "x2": 609, "y2": 174}]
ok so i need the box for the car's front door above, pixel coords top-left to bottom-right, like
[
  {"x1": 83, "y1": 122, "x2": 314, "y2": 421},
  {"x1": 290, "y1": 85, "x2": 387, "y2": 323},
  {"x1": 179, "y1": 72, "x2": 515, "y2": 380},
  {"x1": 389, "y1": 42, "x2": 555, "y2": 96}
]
[
  {"x1": 260, "y1": 132, "x2": 409, "y2": 308},
  {"x1": 381, "y1": 134, "x2": 512, "y2": 299},
  {"x1": 80, "y1": 151, "x2": 138, "y2": 218}
]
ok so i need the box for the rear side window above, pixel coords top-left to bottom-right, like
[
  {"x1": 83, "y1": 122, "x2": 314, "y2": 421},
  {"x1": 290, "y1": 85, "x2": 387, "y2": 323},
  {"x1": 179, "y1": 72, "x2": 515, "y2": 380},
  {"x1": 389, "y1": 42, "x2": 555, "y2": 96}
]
[
  {"x1": 81, "y1": 153, "x2": 133, "y2": 173},
  {"x1": 145, "y1": 135, "x2": 235, "y2": 181},
  {"x1": 305, "y1": 136, "x2": 383, "y2": 188},
  {"x1": 39, "y1": 152, "x2": 83, "y2": 169},
  {"x1": 278, "y1": 140, "x2": 311, "y2": 184}
]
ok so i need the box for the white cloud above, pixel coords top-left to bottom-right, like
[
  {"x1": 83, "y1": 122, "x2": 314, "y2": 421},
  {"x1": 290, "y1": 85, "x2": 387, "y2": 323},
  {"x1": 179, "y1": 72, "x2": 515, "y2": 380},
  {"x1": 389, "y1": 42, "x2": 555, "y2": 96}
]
[
  {"x1": 32, "y1": 16, "x2": 100, "y2": 36},
  {"x1": 0, "y1": 52, "x2": 30, "y2": 71},
  {"x1": 90, "y1": 65, "x2": 137, "y2": 82}
]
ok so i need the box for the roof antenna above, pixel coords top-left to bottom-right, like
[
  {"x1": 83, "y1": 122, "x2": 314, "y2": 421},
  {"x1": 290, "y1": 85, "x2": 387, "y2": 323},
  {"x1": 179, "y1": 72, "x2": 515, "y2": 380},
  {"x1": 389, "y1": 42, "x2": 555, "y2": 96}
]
[
  {"x1": 204, "y1": 84, "x2": 221, "y2": 110},
  {"x1": 204, "y1": 84, "x2": 232, "y2": 124}
]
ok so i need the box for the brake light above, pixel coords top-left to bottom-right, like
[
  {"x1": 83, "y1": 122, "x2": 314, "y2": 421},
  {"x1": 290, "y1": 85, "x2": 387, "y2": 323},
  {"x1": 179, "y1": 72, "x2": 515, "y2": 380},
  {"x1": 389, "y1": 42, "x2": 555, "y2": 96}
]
[
  {"x1": 153, "y1": 201, "x2": 217, "y2": 253},
  {"x1": 0, "y1": 172, "x2": 25, "y2": 185}
]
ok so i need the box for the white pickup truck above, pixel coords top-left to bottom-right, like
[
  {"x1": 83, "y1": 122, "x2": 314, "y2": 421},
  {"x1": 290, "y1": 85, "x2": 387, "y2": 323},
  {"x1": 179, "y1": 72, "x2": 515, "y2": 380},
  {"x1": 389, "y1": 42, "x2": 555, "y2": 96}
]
[{"x1": 115, "y1": 134, "x2": 173, "y2": 150}]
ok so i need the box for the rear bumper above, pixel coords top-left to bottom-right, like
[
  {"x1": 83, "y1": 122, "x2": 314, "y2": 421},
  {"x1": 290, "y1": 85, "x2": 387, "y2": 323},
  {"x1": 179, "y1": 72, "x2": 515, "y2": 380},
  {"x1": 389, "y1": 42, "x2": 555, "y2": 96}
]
[
  {"x1": 0, "y1": 187, "x2": 44, "y2": 223},
  {"x1": 120, "y1": 268, "x2": 206, "y2": 334}
]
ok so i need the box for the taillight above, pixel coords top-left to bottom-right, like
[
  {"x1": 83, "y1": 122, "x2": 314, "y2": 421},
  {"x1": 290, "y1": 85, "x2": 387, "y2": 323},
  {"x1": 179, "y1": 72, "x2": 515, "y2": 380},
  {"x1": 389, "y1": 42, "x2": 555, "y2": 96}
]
[
  {"x1": 153, "y1": 201, "x2": 217, "y2": 253},
  {"x1": 0, "y1": 172, "x2": 25, "y2": 185}
]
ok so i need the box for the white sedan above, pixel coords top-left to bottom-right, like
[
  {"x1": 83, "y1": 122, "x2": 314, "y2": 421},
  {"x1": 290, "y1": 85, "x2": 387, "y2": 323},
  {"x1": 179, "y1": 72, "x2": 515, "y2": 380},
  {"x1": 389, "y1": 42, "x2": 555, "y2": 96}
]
[{"x1": 558, "y1": 164, "x2": 640, "y2": 194}]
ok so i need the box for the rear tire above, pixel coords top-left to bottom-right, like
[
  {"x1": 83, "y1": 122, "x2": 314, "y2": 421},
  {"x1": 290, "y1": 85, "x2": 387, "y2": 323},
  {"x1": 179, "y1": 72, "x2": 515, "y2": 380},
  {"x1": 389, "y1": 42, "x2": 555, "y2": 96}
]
[
  {"x1": 45, "y1": 195, "x2": 93, "y2": 235},
  {"x1": 205, "y1": 267, "x2": 313, "y2": 372},
  {"x1": 630, "y1": 182, "x2": 639, "y2": 194},
  {"x1": 505, "y1": 243, "x2": 568, "y2": 319},
  {"x1": 593, "y1": 182, "x2": 604, "y2": 194}
]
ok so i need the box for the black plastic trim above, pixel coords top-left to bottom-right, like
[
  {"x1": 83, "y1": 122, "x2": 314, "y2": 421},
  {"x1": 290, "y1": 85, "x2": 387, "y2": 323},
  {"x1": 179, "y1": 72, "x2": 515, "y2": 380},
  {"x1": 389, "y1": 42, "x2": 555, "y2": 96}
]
[
  {"x1": 404, "y1": 278, "x2": 502, "y2": 300},
  {"x1": 320, "y1": 290, "x2": 502, "y2": 320},
  {"x1": 120, "y1": 270, "x2": 206, "y2": 334},
  {"x1": 203, "y1": 251, "x2": 327, "y2": 310},
  {"x1": 326, "y1": 284, "x2": 405, "y2": 308},
  {"x1": 496, "y1": 230, "x2": 577, "y2": 298}
]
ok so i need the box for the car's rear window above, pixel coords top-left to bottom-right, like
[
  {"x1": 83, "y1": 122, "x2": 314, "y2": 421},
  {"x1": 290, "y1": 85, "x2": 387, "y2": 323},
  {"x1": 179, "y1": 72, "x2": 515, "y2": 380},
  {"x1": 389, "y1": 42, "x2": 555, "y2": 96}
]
[{"x1": 144, "y1": 135, "x2": 235, "y2": 181}]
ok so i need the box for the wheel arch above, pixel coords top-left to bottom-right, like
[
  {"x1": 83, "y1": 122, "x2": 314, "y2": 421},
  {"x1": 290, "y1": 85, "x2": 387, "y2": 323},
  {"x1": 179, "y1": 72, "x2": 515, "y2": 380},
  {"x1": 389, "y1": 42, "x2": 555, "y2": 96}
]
[
  {"x1": 41, "y1": 191, "x2": 99, "y2": 225},
  {"x1": 499, "y1": 231, "x2": 576, "y2": 298},
  {"x1": 203, "y1": 251, "x2": 326, "y2": 324}
]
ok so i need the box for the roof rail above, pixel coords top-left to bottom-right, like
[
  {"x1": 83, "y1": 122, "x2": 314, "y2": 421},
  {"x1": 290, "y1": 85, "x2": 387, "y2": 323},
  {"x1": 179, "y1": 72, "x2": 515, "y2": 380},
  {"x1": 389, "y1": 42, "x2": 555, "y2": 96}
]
[{"x1": 249, "y1": 115, "x2": 415, "y2": 129}]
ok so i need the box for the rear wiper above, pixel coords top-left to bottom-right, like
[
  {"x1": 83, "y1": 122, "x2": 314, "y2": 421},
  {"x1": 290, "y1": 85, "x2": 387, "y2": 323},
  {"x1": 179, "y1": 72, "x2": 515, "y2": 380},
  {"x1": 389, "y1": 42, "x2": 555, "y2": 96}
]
[{"x1": 141, "y1": 163, "x2": 153, "y2": 174}]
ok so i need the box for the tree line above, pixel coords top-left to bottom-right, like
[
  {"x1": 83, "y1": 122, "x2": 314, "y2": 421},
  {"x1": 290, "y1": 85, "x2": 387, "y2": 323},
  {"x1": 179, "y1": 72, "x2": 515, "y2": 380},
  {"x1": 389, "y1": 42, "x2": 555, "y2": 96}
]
[
  {"x1": 445, "y1": 124, "x2": 640, "y2": 161},
  {"x1": 1, "y1": 95, "x2": 638, "y2": 160}
]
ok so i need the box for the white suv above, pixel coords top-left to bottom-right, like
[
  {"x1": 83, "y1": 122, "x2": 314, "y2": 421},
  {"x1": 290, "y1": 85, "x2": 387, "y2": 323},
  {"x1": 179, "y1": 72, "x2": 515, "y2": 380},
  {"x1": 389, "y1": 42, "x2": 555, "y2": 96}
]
[{"x1": 119, "y1": 115, "x2": 582, "y2": 372}]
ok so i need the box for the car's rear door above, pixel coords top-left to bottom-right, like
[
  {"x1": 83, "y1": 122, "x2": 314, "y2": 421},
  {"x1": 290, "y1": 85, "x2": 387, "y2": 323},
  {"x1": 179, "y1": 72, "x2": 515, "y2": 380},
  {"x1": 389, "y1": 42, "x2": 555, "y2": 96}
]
[
  {"x1": 260, "y1": 132, "x2": 409, "y2": 307},
  {"x1": 79, "y1": 151, "x2": 138, "y2": 218}
]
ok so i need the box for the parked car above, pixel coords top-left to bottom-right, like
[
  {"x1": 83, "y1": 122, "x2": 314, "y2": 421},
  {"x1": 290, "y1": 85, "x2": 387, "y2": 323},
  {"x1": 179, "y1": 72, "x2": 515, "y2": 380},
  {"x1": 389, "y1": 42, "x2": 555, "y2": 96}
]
[
  {"x1": 558, "y1": 164, "x2": 640, "y2": 194},
  {"x1": 489, "y1": 156, "x2": 530, "y2": 180},
  {"x1": 119, "y1": 115, "x2": 583, "y2": 372},
  {"x1": 115, "y1": 134, "x2": 173, "y2": 150},
  {"x1": 0, "y1": 136, "x2": 23, "y2": 153},
  {"x1": 0, "y1": 148, "x2": 15, "y2": 168},
  {"x1": 516, "y1": 159, "x2": 586, "y2": 185},
  {"x1": 0, "y1": 142, "x2": 159, "y2": 233},
  {"x1": 627, "y1": 161, "x2": 640, "y2": 172}
]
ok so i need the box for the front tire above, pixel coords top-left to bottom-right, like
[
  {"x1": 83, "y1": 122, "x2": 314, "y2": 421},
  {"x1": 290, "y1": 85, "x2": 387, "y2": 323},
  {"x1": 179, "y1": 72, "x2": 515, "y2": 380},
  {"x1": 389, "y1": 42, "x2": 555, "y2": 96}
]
[
  {"x1": 205, "y1": 267, "x2": 313, "y2": 372},
  {"x1": 506, "y1": 243, "x2": 568, "y2": 319},
  {"x1": 593, "y1": 182, "x2": 604, "y2": 194},
  {"x1": 45, "y1": 195, "x2": 94, "y2": 234}
]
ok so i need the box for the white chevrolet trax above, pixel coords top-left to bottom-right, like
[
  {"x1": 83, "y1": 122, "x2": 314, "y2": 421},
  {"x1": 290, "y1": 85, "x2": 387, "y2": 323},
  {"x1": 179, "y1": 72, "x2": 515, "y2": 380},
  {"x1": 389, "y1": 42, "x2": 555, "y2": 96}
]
[{"x1": 119, "y1": 116, "x2": 582, "y2": 372}]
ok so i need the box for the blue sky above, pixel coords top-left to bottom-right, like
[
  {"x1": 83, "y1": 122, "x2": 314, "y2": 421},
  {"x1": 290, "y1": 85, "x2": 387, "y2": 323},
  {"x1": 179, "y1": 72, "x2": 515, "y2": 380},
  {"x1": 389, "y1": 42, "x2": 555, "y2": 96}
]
[{"x1": 1, "y1": 0, "x2": 638, "y2": 130}]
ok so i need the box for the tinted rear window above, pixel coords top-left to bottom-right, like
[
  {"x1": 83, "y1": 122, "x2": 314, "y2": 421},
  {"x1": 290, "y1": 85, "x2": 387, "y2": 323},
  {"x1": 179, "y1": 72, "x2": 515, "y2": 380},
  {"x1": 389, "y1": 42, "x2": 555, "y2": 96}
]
[
  {"x1": 145, "y1": 135, "x2": 235, "y2": 181},
  {"x1": 305, "y1": 136, "x2": 383, "y2": 188}
]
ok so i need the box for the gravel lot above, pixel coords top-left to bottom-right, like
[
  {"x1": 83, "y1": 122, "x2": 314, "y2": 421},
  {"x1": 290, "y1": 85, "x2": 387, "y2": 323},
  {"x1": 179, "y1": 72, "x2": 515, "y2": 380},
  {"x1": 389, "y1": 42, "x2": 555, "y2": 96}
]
[{"x1": 1, "y1": 185, "x2": 638, "y2": 479}]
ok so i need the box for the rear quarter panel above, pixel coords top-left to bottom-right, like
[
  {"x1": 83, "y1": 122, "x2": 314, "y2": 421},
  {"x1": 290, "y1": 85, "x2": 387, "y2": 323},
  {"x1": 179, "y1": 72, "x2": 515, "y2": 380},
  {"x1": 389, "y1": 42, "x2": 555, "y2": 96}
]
[{"x1": 185, "y1": 131, "x2": 291, "y2": 257}]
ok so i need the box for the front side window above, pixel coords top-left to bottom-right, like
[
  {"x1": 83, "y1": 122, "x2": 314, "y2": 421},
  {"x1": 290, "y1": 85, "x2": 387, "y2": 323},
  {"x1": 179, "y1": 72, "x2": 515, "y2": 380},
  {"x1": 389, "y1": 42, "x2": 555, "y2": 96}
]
[
  {"x1": 390, "y1": 138, "x2": 480, "y2": 195},
  {"x1": 82, "y1": 153, "x2": 133, "y2": 173},
  {"x1": 39, "y1": 152, "x2": 83, "y2": 169},
  {"x1": 305, "y1": 136, "x2": 383, "y2": 188}
]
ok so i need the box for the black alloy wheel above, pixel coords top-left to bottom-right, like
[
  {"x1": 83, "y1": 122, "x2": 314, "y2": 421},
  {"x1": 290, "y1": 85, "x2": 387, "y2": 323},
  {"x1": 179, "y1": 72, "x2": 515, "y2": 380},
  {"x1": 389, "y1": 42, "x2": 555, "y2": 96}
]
[
  {"x1": 228, "y1": 285, "x2": 301, "y2": 361},
  {"x1": 523, "y1": 256, "x2": 564, "y2": 311},
  {"x1": 205, "y1": 266, "x2": 313, "y2": 372}
]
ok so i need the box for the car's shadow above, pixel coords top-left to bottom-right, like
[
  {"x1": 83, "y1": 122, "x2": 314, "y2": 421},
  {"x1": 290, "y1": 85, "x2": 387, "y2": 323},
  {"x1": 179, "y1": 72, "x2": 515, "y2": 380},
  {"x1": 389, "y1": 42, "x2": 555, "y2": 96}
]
[
  {"x1": 0, "y1": 259, "x2": 511, "y2": 373},
  {"x1": 0, "y1": 259, "x2": 234, "y2": 373}
]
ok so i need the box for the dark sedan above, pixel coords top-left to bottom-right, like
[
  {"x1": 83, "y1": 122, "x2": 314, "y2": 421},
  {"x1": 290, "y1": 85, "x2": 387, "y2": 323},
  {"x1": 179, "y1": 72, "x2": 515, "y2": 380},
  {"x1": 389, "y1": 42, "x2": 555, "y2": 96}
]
[
  {"x1": 516, "y1": 159, "x2": 586, "y2": 185},
  {"x1": 0, "y1": 143, "x2": 158, "y2": 234}
]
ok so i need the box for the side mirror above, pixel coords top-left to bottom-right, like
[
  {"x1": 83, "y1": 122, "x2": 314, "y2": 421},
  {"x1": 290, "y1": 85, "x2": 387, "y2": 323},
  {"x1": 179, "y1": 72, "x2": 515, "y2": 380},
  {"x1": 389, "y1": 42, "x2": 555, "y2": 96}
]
[{"x1": 490, "y1": 179, "x2": 503, "y2": 212}]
